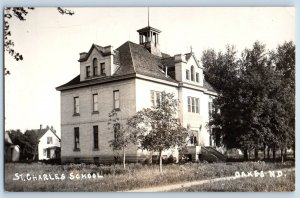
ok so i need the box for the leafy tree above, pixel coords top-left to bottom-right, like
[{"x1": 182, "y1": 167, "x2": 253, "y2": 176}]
[
  {"x1": 107, "y1": 109, "x2": 138, "y2": 169},
  {"x1": 7, "y1": 129, "x2": 39, "y2": 161},
  {"x1": 22, "y1": 130, "x2": 40, "y2": 161},
  {"x1": 4, "y1": 7, "x2": 74, "y2": 75},
  {"x1": 127, "y1": 91, "x2": 188, "y2": 173},
  {"x1": 203, "y1": 41, "x2": 295, "y2": 162}
]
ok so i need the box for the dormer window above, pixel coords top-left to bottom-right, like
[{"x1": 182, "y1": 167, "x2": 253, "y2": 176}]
[
  {"x1": 93, "y1": 58, "x2": 98, "y2": 76},
  {"x1": 191, "y1": 66, "x2": 195, "y2": 81},
  {"x1": 186, "y1": 69, "x2": 190, "y2": 80},
  {"x1": 86, "y1": 66, "x2": 91, "y2": 78},
  {"x1": 100, "y1": 63, "x2": 106, "y2": 75},
  {"x1": 196, "y1": 72, "x2": 199, "y2": 83}
]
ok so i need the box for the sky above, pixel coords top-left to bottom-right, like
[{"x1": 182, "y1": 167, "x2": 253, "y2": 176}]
[{"x1": 4, "y1": 7, "x2": 295, "y2": 135}]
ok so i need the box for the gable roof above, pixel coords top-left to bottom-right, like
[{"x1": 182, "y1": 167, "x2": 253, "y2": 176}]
[{"x1": 34, "y1": 128, "x2": 61, "y2": 141}]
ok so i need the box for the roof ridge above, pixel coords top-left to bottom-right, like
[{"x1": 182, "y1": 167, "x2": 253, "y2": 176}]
[{"x1": 127, "y1": 42, "x2": 137, "y2": 73}]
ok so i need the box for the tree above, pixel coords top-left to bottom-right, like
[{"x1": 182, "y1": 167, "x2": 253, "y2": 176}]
[
  {"x1": 203, "y1": 41, "x2": 295, "y2": 162},
  {"x1": 127, "y1": 91, "x2": 188, "y2": 173},
  {"x1": 108, "y1": 109, "x2": 137, "y2": 169},
  {"x1": 7, "y1": 129, "x2": 39, "y2": 161},
  {"x1": 4, "y1": 7, "x2": 74, "y2": 75}
]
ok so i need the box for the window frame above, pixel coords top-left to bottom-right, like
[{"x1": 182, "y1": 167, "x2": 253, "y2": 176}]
[
  {"x1": 74, "y1": 127, "x2": 80, "y2": 151},
  {"x1": 191, "y1": 66, "x2": 195, "y2": 81},
  {"x1": 92, "y1": 93, "x2": 98, "y2": 113},
  {"x1": 93, "y1": 125, "x2": 99, "y2": 150},
  {"x1": 47, "y1": 137, "x2": 53, "y2": 144},
  {"x1": 86, "y1": 66, "x2": 91, "y2": 78},
  {"x1": 113, "y1": 90, "x2": 120, "y2": 110},
  {"x1": 151, "y1": 90, "x2": 162, "y2": 107},
  {"x1": 196, "y1": 72, "x2": 199, "y2": 82},
  {"x1": 93, "y1": 58, "x2": 98, "y2": 76},
  {"x1": 100, "y1": 62, "x2": 106, "y2": 75},
  {"x1": 187, "y1": 96, "x2": 191, "y2": 112},
  {"x1": 73, "y1": 97, "x2": 80, "y2": 115},
  {"x1": 186, "y1": 69, "x2": 190, "y2": 80}
]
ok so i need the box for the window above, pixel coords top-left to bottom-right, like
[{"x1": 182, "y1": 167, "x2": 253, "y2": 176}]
[
  {"x1": 151, "y1": 90, "x2": 161, "y2": 107},
  {"x1": 100, "y1": 63, "x2": 105, "y2": 75},
  {"x1": 188, "y1": 97, "x2": 200, "y2": 114},
  {"x1": 92, "y1": 94, "x2": 98, "y2": 112},
  {"x1": 191, "y1": 66, "x2": 195, "y2": 81},
  {"x1": 93, "y1": 125, "x2": 99, "y2": 149},
  {"x1": 113, "y1": 90, "x2": 120, "y2": 110},
  {"x1": 47, "y1": 149, "x2": 51, "y2": 158},
  {"x1": 196, "y1": 73, "x2": 199, "y2": 82},
  {"x1": 190, "y1": 135, "x2": 197, "y2": 145},
  {"x1": 195, "y1": 98, "x2": 200, "y2": 113},
  {"x1": 74, "y1": 127, "x2": 80, "y2": 151},
  {"x1": 186, "y1": 69, "x2": 190, "y2": 80},
  {"x1": 93, "y1": 58, "x2": 98, "y2": 76},
  {"x1": 47, "y1": 137, "x2": 53, "y2": 144},
  {"x1": 192, "y1": 97, "x2": 195, "y2": 113},
  {"x1": 114, "y1": 123, "x2": 120, "y2": 140},
  {"x1": 187, "y1": 97, "x2": 191, "y2": 112},
  {"x1": 43, "y1": 149, "x2": 47, "y2": 156},
  {"x1": 208, "y1": 101, "x2": 213, "y2": 119},
  {"x1": 86, "y1": 66, "x2": 91, "y2": 78},
  {"x1": 74, "y1": 97, "x2": 79, "y2": 115}
]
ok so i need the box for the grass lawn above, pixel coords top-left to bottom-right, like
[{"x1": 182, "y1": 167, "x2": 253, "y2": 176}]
[
  {"x1": 5, "y1": 161, "x2": 294, "y2": 192},
  {"x1": 171, "y1": 170, "x2": 295, "y2": 192}
]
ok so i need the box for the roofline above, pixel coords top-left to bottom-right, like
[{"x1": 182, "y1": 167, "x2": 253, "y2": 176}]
[
  {"x1": 136, "y1": 74, "x2": 178, "y2": 87},
  {"x1": 37, "y1": 128, "x2": 61, "y2": 141},
  {"x1": 137, "y1": 26, "x2": 162, "y2": 33},
  {"x1": 56, "y1": 73, "x2": 137, "y2": 91}
]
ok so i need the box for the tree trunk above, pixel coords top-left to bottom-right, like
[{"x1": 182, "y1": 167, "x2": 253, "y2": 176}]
[
  {"x1": 280, "y1": 148, "x2": 284, "y2": 164},
  {"x1": 263, "y1": 146, "x2": 266, "y2": 159},
  {"x1": 243, "y1": 149, "x2": 248, "y2": 161},
  {"x1": 272, "y1": 145, "x2": 276, "y2": 162},
  {"x1": 267, "y1": 147, "x2": 270, "y2": 159},
  {"x1": 254, "y1": 147, "x2": 259, "y2": 161},
  {"x1": 159, "y1": 151, "x2": 163, "y2": 173},
  {"x1": 122, "y1": 147, "x2": 126, "y2": 169}
]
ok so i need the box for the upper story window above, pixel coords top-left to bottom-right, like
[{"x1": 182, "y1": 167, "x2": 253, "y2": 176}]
[
  {"x1": 93, "y1": 58, "x2": 98, "y2": 76},
  {"x1": 100, "y1": 63, "x2": 106, "y2": 75},
  {"x1": 191, "y1": 66, "x2": 195, "y2": 81},
  {"x1": 113, "y1": 90, "x2": 120, "y2": 110},
  {"x1": 186, "y1": 69, "x2": 190, "y2": 80},
  {"x1": 92, "y1": 93, "x2": 98, "y2": 112},
  {"x1": 86, "y1": 66, "x2": 91, "y2": 78},
  {"x1": 47, "y1": 137, "x2": 53, "y2": 144},
  {"x1": 151, "y1": 90, "x2": 162, "y2": 107},
  {"x1": 188, "y1": 96, "x2": 200, "y2": 113},
  {"x1": 74, "y1": 97, "x2": 80, "y2": 115},
  {"x1": 74, "y1": 127, "x2": 80, "y2": 151},
  {"x1": 196, "y1": 72, "x2": 199, "y2": 83}
]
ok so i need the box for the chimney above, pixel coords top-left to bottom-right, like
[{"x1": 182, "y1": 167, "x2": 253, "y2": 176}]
[{"x1": 40, "y1": 124, "x2": 42, "y2": 130}]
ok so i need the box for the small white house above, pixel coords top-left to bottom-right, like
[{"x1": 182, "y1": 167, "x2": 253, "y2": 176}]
[
  {"x1": 35, "y1": 126, "x2": 61, "y2": 160},
  {"x1": 5, "y1": 131, "x2": 20, "y2": 162}
]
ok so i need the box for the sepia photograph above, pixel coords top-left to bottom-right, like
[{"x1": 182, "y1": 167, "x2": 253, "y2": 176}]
[{"x1": 4, "y1": 7, "x2": 295, "y2": 192}]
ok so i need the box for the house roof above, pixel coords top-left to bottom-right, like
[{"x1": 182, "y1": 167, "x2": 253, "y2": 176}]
[
  {"x1": 34, "y1": 128, "x2": 61, "y2": 141},
  {"x1": 5, "y1": 131, "x2": 13, "y2": 145},
  {"x1": 56, "y1": 41, "x2": 217, "y2": 93}
]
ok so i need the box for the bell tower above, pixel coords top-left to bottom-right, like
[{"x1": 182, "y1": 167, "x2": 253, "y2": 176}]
[{"x1": 137, "y1": 26, "x2": 162, "y2": 57}]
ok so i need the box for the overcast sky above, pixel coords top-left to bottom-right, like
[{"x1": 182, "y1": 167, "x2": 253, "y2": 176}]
[{"x1": 4, "y1": 7, "x2": 295, "y2": 135}]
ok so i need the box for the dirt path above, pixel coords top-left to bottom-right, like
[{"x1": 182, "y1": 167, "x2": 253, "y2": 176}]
[{"x1": 124, "y1": 168, "x2": 295, "y2": 192}]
